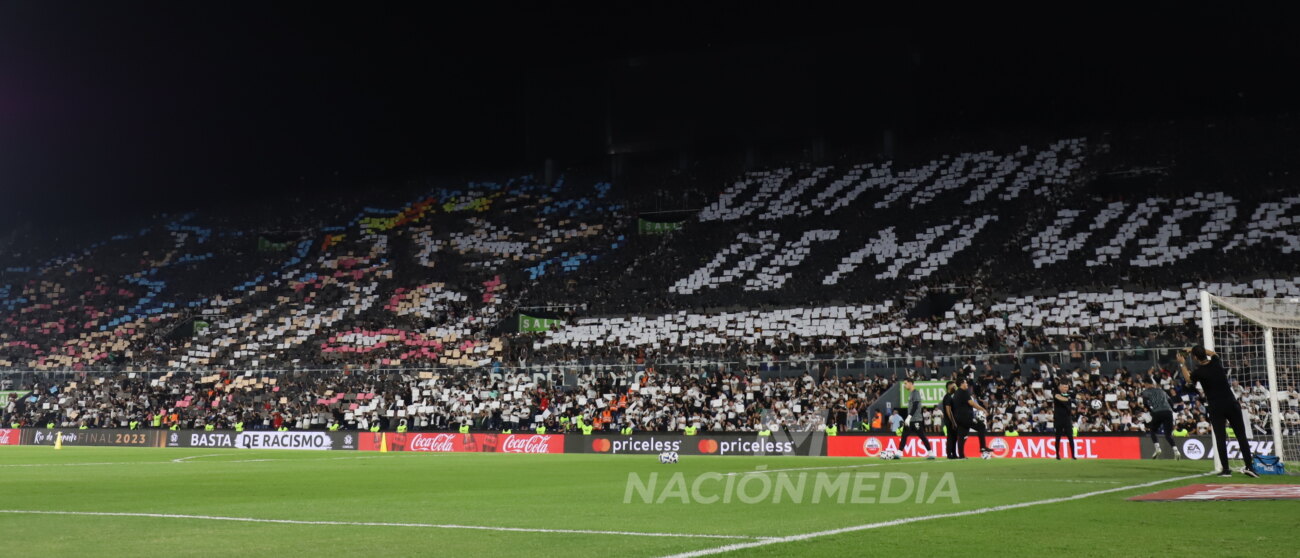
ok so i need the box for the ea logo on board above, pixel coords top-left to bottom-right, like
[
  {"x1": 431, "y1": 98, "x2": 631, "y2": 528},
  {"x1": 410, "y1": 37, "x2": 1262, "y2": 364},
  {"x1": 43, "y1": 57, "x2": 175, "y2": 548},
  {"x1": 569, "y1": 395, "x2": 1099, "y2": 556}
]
[
  {"x1": 988, "y1": 437, "x2": 1010, "y2": 458},
  {"x1": 862, "y1": 437, "x2": 883, "y2": 457},
  {"x1": 1182, "y1": 439, "x2": 1206, "y2": 460}
]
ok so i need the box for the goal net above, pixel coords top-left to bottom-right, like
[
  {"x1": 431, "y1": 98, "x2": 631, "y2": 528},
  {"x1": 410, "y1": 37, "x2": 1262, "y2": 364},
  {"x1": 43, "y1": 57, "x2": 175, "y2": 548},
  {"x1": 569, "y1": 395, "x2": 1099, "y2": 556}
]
[{"x1": 1201, "y1": 291, "x2": 1300, "y2": 464}]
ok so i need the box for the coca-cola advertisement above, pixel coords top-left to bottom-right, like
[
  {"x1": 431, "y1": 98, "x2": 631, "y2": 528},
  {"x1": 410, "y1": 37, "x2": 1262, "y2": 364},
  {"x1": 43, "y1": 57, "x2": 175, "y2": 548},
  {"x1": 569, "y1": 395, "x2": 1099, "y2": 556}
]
[
  {"x1": 0, "y1": 428, "x2": 19, "y2": 446},
  {"x1": 498, "y1": 434, "x2": 563, "y2": 454},
  {"x1": 404, "y1": 433, "x2": 463, "y2": 452},
  {"x1": 359, "y1": 432, "x2": 565, "y2": 454}
]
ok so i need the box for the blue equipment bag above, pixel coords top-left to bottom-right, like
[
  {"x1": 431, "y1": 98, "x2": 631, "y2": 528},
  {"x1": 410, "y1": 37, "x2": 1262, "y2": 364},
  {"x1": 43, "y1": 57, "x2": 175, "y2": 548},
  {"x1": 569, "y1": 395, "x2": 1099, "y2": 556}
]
[{"x1": 1252, "y1": 455, "x2": 1285, "y2": 475}]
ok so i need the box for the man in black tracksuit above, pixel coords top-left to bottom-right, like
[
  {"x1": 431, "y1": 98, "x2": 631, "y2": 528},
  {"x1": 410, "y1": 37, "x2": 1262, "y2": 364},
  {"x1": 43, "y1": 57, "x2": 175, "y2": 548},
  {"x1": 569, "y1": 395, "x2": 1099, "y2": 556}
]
[
  {"x1": 942, "y1": 381, "x2": 961, "y2": 459},
  {"x1": 1053, "y1": 381, "x2": 1077, "y2": 460},
  {"x1": 1178, "y1": 346, "x2": 1259, "y2": 478},
  {"x1": 954, "y1": 379, "x2": 990, "y2": 458}
]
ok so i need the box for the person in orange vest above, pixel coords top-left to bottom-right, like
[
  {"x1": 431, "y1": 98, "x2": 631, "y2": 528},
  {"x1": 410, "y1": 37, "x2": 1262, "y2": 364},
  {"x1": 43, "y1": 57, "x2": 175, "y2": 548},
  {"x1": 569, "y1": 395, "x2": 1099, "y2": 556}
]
[{"x1": 871, "y1": 411, "x2": 883, "y2": 430}]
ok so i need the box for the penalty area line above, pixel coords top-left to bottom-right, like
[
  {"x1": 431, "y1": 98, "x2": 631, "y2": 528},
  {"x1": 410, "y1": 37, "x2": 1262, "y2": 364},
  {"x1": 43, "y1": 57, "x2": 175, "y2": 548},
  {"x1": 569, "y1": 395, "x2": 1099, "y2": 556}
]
[
  {"x1": 658, "y1": 472, "x2": 1208, "y2": 557},
  {"x1": 0, "y1": 510, "x2": 771, "y2": 541}
]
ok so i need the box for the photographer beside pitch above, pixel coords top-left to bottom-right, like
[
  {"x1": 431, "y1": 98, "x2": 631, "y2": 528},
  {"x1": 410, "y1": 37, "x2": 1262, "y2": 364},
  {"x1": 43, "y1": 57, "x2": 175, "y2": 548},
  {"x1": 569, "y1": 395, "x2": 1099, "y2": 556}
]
[{"x1": 1176, "y1": 346, "x2": 1259, "y2": 478}]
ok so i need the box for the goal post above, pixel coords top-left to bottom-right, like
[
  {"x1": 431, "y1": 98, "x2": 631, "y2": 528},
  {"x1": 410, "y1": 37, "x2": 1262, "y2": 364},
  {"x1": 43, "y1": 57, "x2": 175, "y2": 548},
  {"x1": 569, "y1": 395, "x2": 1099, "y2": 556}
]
[{"x1": 1200, "y1": 290, "x2": 1300, "y2": 465}]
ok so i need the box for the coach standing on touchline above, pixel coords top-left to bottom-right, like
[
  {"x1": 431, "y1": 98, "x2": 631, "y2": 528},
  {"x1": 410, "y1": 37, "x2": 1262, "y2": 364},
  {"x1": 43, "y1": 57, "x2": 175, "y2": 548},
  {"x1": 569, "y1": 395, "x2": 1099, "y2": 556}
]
[
  {"x1": 954, "y1": 378, "x2": 991, "y2": 459},
  {"x1": 1176, "y1": 346, "x2": 1259, "y2": 478}
]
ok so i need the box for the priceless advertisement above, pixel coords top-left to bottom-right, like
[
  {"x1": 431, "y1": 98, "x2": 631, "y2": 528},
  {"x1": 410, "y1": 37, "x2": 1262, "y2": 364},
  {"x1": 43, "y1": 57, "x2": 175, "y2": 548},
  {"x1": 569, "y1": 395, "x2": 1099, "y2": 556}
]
[
  {"x1": 21, "y1": 428, "x2": 163, "y2": 448},
  {"x1": 1143, "y1": 436, "x2": 1277, "y2": 461},
  {"x1": 827, "y1": 434, "x2": 1142, "y2": 459},
  {"x1": 360, "y1": 432, "x2": 565, "y2": 453},
  {"x1": 568, "y1": 432, "x2": 826, "y2": 456},
  {"x1": 0, "y1": 428, "x2": 20, "y2": 446},
  {"x1": 165, "y1": 430, "x2": 358, "y2": 451}
]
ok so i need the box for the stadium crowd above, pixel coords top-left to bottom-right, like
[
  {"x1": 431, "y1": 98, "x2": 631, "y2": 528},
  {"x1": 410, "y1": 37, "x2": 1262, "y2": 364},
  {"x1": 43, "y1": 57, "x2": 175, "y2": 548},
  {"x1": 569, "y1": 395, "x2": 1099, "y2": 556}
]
[
  {"x1": 6, "y1": 360, "x2": 1297, "y2": 438},
  {"x1": 4, "y1": 132, "x2": 1300, "y2": 374},
  {"x1": 3, "y1": 123, "x2": 1299, "y2": 443}
]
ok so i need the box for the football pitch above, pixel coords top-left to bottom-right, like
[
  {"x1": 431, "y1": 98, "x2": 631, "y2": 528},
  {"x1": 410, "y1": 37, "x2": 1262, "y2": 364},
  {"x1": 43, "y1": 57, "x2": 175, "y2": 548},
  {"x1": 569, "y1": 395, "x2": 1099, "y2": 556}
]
[{"x1": 0, "y1": 447, "x2": 1295, "y2": 557}]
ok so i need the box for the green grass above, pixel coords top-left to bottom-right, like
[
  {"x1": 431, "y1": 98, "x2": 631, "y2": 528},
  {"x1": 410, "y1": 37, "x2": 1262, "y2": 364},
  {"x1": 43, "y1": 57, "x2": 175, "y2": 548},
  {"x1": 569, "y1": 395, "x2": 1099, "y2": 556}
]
[{"x1": 0, "y1": 447, "x2": 1295, "y2": 557}]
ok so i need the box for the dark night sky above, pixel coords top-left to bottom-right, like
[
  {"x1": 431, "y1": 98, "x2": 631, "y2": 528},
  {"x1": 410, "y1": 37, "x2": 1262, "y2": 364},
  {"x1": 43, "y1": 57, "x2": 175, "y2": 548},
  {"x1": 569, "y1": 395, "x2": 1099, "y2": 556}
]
[{"x1": 1, "y1": 3, "x2": 1298, "y2": 223}]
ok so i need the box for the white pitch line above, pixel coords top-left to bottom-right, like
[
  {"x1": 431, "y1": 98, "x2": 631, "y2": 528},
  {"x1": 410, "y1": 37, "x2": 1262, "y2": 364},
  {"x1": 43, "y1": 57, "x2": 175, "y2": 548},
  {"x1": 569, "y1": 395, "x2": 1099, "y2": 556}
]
[
  {"x1": 0, "y1": 510, "x2": 770, "y2": 540},
  {"x1": 974, "y1": 477, "x2": 1122, "y2": 484},
  {"x1": 180, "y1": 455, "x2": 385, "y2": 464},
  {"x1": 0, "y1": 461, "x2": 178, "y2": 468},
  {"x1": 723, "y1": 459, "x2": 945, "y2": 477},
  {"x1": 218, "y1": 456, "x2": 385, "y2": 463},
  {"x1": 659, "y1": 473, "x2": 1208, "y2": 557},
  {"x1": 722, "y1": 460, "x2": 883, "y2": 473},
  {"x1": 173, "y1": 453, "x2": 233, "y2": 463},
  {"x1": 1, "y1": 455, "x2": 390, "y2": 468}
]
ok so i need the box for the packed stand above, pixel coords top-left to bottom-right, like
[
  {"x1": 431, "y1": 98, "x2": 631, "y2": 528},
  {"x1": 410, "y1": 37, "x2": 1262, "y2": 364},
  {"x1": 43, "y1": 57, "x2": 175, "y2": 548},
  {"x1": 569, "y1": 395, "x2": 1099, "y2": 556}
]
[
  {"x1": 6, "y1": 360, "x2": 1297, "y2": 438},
  {"x1": 2, "y1": 121, "x2": 1300, "y2": 373}
]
